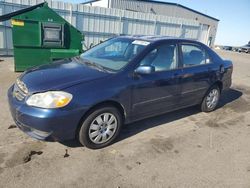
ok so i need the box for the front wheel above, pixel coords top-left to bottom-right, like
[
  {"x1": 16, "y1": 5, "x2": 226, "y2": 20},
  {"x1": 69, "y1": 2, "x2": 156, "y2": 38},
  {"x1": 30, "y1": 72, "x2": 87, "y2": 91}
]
[
  {"x1": 201, "y1": 85, "x2": 220, "y2": 112},
  {"x1": 78, "y1": 106, "x2": 122, "y2": 149}
]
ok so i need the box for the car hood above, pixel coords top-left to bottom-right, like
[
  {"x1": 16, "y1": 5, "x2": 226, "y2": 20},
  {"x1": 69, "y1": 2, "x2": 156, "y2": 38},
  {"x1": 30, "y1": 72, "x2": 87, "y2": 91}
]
[{"x1": 20, "y1": 57, "x2": 111, "y2": 93}]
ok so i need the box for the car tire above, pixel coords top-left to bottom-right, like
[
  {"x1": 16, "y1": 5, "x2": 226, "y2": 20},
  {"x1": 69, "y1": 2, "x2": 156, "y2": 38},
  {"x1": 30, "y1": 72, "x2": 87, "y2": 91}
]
[
  {"x1": 78, "y1": 106, "x2": 122, "y2": 149},
  {"x1": 201, "y1": 85, "x2": 220, "y2": 112}
]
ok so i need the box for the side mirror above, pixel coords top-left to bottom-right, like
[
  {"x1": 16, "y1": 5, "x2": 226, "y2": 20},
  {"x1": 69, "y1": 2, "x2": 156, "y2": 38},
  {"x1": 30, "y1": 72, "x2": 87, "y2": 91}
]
[{"x1": 135, "y1": 65, "x2": 155, "y2": 75}]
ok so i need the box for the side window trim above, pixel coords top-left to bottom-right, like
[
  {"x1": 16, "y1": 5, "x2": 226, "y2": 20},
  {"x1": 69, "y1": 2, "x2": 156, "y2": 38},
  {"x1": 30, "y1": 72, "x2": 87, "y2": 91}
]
[{"x1": 179, "y1": 42, "x2": 213, "y2": 69}]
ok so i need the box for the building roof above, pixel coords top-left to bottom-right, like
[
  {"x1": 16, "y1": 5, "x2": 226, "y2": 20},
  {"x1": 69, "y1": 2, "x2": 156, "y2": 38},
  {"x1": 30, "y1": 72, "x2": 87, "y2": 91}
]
[
  {"x1": 81, "y1": 0, "x2": 101, "y2": 4},
  {"x1": 139, "y1": 0, "x2": 219, "y2": 21},
  {"x1": 84, "y1": 0, "x2": 219, "y2": 21}
]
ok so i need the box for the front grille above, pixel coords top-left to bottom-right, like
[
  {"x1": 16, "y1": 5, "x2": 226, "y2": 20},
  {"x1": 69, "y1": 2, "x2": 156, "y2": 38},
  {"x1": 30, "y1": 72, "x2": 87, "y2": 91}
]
[{"x1": 13, "y1": 78, "x2": 28, "y2": 101}]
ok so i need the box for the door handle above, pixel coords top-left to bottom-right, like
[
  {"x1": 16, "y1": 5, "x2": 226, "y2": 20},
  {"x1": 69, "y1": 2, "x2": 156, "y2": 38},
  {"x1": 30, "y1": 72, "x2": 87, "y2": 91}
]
[
  {"x1": 172, "y1": 73, "x2": 182, "y2": 79},
  {"x1": 172, "y1": 73, "x2": 192, "y2": 79},
  {"x1": 182, "y1": 73, "x2": 194, "y2": 78}
]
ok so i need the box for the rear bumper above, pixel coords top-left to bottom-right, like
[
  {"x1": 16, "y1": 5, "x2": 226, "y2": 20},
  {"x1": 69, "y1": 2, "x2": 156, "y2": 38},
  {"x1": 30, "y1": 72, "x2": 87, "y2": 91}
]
[{"x1": 8, "y1": 85, "x2": 87, "y2": 141}]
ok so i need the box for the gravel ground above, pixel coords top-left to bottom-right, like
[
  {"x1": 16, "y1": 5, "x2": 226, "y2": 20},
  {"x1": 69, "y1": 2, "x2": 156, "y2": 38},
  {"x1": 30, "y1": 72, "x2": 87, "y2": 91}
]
[{"x1": 0, "y1": 50, "x2": 250, "y2": 188}]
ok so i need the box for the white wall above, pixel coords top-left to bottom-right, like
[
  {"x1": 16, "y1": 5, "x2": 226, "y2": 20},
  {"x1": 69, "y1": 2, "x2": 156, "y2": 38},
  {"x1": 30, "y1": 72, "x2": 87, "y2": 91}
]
[
  {"x1": 110, "y1": 0, "x2": 218, "y2": 46},
  {"x1": 0, "y1": 0, "x2": 203, "y2": 55}
]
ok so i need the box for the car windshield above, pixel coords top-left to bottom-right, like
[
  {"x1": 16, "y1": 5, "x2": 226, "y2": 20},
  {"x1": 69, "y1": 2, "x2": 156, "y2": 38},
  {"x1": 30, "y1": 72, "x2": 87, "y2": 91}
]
[{"x1": 80, "y1": 38, "x2": 150, "y2": 71}]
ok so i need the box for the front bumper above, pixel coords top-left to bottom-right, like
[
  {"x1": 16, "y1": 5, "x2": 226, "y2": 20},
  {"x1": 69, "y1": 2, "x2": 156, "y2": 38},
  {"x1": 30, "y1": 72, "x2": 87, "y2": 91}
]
[{"x1": 8, "y1": 85, "x2": 86, "y2": 141}]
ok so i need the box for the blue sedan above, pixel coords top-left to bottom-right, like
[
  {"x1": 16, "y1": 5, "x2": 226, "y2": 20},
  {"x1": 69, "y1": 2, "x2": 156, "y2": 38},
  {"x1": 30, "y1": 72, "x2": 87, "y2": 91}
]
[{"x1": 8, "y1": 36, "x2": 233, "y2": 149}]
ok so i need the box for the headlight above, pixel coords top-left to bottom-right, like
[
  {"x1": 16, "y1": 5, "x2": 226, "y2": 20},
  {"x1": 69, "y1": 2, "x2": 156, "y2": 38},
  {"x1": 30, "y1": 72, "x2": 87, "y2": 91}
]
[{"x1": 26, "y1": 91, "x2": 73, "y2": 109}]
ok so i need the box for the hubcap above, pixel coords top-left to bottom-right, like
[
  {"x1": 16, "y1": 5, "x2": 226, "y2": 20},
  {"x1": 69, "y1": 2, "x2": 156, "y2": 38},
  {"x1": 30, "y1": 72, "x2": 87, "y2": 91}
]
[
  {"x1": 88, "y1": 113, "x2": 118, "y2": 144},
  {"x1": 206, "y1": 89, "x2": 219, "y2": 109}
]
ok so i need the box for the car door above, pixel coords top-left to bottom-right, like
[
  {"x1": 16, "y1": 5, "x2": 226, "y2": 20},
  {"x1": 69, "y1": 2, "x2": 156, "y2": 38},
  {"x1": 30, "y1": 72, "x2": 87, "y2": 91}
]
[
  {"x1": 131, "y1": 42, "x2": 182, "y2": 120},
  {"x1": 178, "y1": 43, "x2": 215, "y2": 107}
]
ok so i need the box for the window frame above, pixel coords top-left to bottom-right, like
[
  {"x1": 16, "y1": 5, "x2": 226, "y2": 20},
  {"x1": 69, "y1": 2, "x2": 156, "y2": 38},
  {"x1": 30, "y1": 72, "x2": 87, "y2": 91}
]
[{"x1": 179, "y1": 42, "x2": 213, "y2": 69}]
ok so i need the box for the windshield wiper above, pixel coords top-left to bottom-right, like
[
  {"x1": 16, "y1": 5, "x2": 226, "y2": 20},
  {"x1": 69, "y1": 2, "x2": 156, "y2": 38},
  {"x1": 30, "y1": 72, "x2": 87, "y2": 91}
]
[
  {"x1": 75, "y1": 57, "x2": 111, "y2": 73},
  {"x1": 83, "y1": 61, "x2": 111, "y2": 73}
]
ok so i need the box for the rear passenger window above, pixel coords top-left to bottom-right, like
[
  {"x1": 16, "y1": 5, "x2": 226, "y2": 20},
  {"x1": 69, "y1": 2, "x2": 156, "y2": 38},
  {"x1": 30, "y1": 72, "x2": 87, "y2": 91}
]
[{"x1": 181, "y1": 44, "x2": 211, "y2": 67}]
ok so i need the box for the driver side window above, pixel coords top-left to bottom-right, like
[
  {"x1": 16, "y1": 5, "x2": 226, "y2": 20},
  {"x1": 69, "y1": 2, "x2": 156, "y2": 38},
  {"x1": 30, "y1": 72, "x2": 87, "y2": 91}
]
[{"x1": 140, "y1": 44, "x2": 178, "y2": 72}]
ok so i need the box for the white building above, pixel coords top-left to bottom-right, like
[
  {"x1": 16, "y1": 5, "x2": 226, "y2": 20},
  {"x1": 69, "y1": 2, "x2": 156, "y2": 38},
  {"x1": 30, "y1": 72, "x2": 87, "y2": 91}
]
[
  {"x1": 84, "y1": 0, "x2": 219, "y2": 46},
  {"x1": 0, "y1": 0, "x2": 219, "y2": 55}
]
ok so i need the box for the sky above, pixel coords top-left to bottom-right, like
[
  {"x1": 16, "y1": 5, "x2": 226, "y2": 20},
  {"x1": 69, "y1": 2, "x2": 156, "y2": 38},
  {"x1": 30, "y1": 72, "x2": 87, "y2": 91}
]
[
  {"x1": 62, "y1": 0, "x2": 250, "y2": 46},
  {"x1": 164, "y1": 0, "x2": 250, "y2": 46}
]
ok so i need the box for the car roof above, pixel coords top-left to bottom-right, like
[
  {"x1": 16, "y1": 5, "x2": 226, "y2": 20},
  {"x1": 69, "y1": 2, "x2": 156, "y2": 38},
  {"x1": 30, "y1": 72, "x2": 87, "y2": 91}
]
[{"x1": 118, "y1": 35, "x2": 202, "y2": 44}]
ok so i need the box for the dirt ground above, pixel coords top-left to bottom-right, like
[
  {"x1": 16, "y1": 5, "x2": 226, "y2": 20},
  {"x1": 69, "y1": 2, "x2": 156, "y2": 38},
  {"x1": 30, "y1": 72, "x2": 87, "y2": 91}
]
[{"x1": 0, "y1": 50, "x2": 250, "y2": 188}]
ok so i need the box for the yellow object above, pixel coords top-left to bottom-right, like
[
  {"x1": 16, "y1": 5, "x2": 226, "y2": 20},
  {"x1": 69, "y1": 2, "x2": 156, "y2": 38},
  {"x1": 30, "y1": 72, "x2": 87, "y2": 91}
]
[
  {"x1": 55, "y1": 97, "x2": 70, "y2": 108},
  {"x1": 11, "y1": 19, "x2": 24, "y2": 26}
]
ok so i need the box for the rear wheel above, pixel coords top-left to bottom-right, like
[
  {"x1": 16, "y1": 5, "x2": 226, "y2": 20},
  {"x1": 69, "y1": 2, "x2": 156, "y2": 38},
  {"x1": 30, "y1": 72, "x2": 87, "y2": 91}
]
[
  {"x1": 78, "y1": 106, "x2": 122, "y2": 149},
  {"x1": 201, "y1": 85, "x2": 220, "y2": 112}
]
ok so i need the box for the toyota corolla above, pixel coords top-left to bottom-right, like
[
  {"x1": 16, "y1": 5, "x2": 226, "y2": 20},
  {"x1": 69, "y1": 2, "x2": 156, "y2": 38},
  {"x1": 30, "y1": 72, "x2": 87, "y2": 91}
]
[{"x1": 8, "y1": 36, "x2": 233, "y2": 149}]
